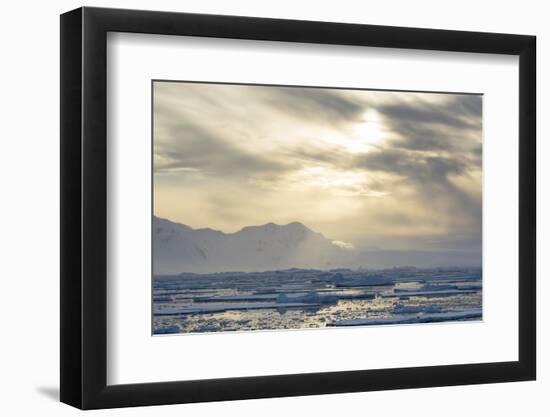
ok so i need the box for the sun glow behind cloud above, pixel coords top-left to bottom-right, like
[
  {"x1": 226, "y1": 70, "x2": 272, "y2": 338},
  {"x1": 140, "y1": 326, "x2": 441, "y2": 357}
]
[{"x1": 350, "y1": 109, "x2": 389, "y2": 151}]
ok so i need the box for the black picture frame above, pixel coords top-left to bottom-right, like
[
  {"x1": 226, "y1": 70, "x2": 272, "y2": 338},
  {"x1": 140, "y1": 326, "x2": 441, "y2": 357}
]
[{"x1": 60, "y1": 6, "x2": 536, "y2": 410}]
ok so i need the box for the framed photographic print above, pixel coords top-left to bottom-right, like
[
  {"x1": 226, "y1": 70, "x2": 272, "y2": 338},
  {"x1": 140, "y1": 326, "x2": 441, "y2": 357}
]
[{"x1": 60, "y1": 7, "x2": 536, "y2": 409}]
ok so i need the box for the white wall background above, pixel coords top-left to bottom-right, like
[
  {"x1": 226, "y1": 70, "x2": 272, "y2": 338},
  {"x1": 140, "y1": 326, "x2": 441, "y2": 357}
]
[{"x1": 0, "y1": 0, "x2": 545, "y2": 415}]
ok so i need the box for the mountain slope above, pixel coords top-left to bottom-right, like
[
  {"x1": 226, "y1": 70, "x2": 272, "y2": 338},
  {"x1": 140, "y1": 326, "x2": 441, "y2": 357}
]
[
  {"x1": 153, "y1": 216, "x2": 354, "y2": 274},
  {"x1": 153, "y1": 217, "x2": 481, "y2": 274}
]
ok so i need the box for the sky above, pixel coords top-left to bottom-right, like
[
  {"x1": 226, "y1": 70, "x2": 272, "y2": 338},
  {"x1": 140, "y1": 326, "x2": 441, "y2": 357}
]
[{"x1": 153, "y1": 81, "x2": 482, "y2": 253}]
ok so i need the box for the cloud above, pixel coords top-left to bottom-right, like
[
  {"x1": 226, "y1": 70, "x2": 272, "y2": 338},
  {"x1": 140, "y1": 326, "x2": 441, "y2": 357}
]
[
  {"x1": 154, "y1": 119, "x2": 294, "y2": 177},
  {"x1": 354, "y1": 146, "x2": 481, "y2": 240},
  {"x1": 153, "y1": 89, "x2": 298, "y2": 179},
  {"x1": 347, "y1": 93, "x2": 483, "y2": 241},
  {"x1": 263, "y1": 87, "x2": 365, "y2": 125},
  {"x1": 357, "y1": 149, "x2": 468, "y2": 180},
  {"x1": 380, "y1": 94, "x2": 481, "y2": 130},
  {"x1": 153, "y1": 81, "x2": 482, "y2": 253},
  {"x1": 379, "y1": 94, "x2": 482, "y2": 153},
  {"x1": 332, "y1": 240, "x2": 355, "y2": 250}
]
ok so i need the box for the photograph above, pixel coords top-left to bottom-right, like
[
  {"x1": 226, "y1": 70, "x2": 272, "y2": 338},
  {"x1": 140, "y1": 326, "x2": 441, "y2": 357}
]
[
  {"x1": 152, "y1": 81, "x2": 483, "y2": 335},
  {"x1": 52, "y1": 3, "x2": 538, "y2": 412}
]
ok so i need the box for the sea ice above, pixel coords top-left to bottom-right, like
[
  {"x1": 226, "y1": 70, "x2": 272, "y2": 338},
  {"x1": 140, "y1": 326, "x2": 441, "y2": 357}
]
[
  {"x1": 381, "y1": 289, "x2": 478, "y2": 298},
  {"x1": 154, "y1": 301, "x2": 322, "y2": 316},
  {"x1": 154, "y1": 325, "x2": 180, "y2": 334},
  {"x1": 329, "y1": 308, "x2": 482, "y2": 326},
  {"x1": 392, "y1": 304, "x2": 444, "y2": 314}
]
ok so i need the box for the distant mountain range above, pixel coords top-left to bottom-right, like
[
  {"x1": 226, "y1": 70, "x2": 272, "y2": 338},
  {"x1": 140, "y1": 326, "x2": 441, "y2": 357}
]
[
  {"x1": 153, "y1": 216, "x2": 355, "y2": 274},
  {"x1": 153, "y1": 216, "x2": 481, "y2": 274}
]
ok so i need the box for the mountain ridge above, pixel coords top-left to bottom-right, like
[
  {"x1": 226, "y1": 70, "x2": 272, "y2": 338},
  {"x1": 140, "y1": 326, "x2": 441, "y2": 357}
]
[
  {"x1": 153, "y1": 216, "x2": 351, "y2": 274},
  {"x1": 155, "y1": 216, "x2": 318, "y2": 237},
  {"x1": 153, "y1": 216, "x2": 481, "y2": 274}
]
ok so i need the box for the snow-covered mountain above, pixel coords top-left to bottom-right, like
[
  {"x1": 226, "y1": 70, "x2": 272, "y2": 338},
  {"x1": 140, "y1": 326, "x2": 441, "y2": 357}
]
[
  {"x1": 153, "y1": 216, "x2": 481, "y2": 274},
  {"x1": 153, "y1": 216, "x2": 355, "y2": 274}
]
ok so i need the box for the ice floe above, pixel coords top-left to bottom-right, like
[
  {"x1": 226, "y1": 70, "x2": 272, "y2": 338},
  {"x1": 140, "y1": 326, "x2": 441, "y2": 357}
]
[
  {"x1": 392, "y1": 303, "x2": 444, "y2": 314},
  {"x1": 381, "y1": 289, "x2": 478, "y2": 298},
  {"x1": 153, "y1": 267, "x2": 482, "y2": 333},
  {"x1": 154, "y1": 301, "x2": 321, "y2": 316},
  {"x1": 329, "y1": 308, "x2": 482, "y2": 326}
]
